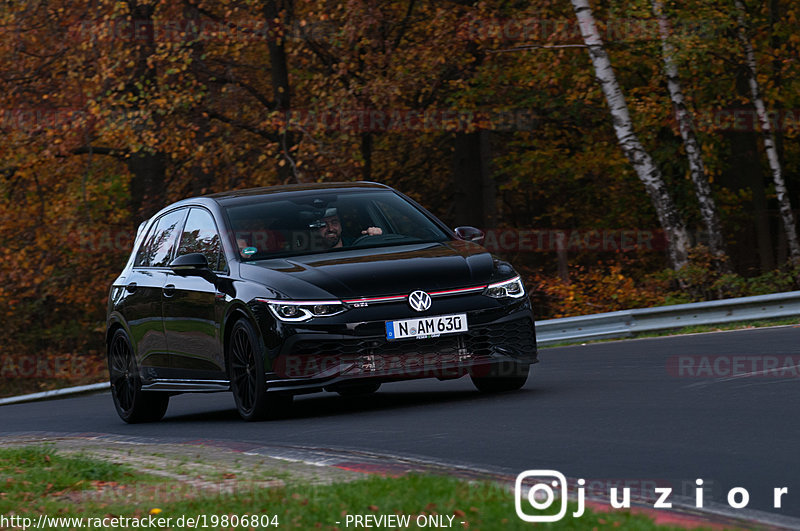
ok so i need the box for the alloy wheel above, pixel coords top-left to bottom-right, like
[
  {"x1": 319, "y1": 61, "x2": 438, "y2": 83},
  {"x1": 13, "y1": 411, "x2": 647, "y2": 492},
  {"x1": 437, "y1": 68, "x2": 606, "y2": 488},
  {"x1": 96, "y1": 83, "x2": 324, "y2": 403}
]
[
  {"x1": 230, "y1": 324, "x2": 258, "y2": 415},
  {"x1": 109, "y1": 332, "x2": 137, "y2": 414}
]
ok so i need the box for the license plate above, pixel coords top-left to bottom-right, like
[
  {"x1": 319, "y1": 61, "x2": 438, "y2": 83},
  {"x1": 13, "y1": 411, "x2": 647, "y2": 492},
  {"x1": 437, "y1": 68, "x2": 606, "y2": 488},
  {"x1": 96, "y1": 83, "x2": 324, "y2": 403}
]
[{"x1": 385, "y1": 313, "x2": 468, "y2": 340}]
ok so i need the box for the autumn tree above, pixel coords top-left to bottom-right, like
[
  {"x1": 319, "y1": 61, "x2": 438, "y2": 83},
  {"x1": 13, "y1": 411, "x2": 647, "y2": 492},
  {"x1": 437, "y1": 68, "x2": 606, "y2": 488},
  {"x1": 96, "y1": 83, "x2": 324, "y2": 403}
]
[
  {"x1": 652, "y1": 0, "x2": 729, "y2": 270},
  {"x1": 570, "y1": 0, "x2": 691, "y2": 270},
  {"x1": 733, "y1": 0, "x2": 800, "y2": 262}
]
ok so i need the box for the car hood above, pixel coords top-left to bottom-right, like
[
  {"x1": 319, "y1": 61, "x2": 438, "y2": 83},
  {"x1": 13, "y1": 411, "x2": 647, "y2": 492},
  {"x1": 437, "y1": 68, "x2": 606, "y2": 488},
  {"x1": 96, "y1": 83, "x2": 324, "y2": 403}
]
[{"x1": 239, "y1": 240, "x2": 497, "y2": 300}]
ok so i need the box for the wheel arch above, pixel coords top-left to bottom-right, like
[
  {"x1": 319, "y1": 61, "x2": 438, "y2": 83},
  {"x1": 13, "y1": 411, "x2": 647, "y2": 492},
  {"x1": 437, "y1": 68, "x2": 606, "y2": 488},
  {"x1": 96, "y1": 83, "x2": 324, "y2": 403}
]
[
  {"x1": 106, "y1": 314, "x2": 131, "y2": 356},
  {"x1": 223, "y1": 307, "x2": 246, "y2": 371},
  {"x1": 222, "y1": 303, "x2": 269, "y2": 373},
  {"x1": 222, "y1": 300, "x2": 281, "y2": 375}
]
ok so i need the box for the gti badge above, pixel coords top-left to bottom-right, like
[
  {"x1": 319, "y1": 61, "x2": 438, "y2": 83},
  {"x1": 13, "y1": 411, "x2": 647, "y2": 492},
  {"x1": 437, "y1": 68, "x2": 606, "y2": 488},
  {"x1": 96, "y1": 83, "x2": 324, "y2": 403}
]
[{"x1": 408, "y1": 290, "x2": 432, "y2": 312}]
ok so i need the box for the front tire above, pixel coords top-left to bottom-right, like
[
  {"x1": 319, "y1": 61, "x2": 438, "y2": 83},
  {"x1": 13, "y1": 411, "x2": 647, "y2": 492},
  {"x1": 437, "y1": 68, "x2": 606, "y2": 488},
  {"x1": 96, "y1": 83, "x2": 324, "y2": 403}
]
[
  {"x1": 228, "y1": 319, "x2": 291, "y2": 421},
  {"x1": 471, "y1": 362, "x2": 529, "y2": 393},
  {"x1": 108, "y1": 329, "x2": 169, "y2": 423}
]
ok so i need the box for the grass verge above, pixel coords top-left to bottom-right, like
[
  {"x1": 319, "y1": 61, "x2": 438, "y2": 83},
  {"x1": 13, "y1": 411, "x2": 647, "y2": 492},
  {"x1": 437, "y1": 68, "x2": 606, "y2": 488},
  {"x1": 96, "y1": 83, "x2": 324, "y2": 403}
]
[{"x1": 0, "y1": 446, "x2": 706, "y2": 530}]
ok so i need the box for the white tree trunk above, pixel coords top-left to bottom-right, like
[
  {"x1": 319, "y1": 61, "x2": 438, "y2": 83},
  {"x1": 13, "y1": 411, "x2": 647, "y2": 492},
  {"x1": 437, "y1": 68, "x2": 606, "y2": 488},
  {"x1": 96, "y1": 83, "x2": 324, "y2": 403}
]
[
  {"x1": 734, "y1": 0, "x2": 800, "y2": 262},
  {"x1": 653, "y1": 0, "x2": 729, "y2": 269},
  {"x1": 570, "y1": 0, "x2": 691, "y2": 270}
]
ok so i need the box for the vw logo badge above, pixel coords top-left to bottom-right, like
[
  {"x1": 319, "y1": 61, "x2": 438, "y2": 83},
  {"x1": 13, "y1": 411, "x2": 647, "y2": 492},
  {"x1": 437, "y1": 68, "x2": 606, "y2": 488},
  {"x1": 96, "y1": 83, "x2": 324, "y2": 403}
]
[{"x1": 408, "y1": 290, "x2": 432, "y2": 312}]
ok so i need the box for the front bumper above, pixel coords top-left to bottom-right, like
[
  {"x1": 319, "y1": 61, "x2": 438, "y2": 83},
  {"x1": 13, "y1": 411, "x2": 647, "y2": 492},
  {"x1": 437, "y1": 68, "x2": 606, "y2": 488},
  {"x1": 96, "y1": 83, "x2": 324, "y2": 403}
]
[{"x1": 264, "y1": 306, "x2": 537, "y2": 392}]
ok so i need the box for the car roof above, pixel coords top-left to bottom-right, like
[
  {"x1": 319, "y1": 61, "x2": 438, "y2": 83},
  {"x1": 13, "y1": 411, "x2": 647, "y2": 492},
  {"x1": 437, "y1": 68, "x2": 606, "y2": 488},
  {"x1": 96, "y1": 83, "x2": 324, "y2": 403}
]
[
  {"x1": 205, "y1": 181, "x2": 392, "y2": 205},
  {"x1": 142, "y1": 182, "x2": 397, "y2": 225}
]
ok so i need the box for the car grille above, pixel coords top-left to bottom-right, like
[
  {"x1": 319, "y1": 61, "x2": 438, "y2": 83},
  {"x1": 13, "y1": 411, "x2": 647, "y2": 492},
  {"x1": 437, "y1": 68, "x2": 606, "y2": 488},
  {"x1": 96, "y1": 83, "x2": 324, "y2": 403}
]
[
  {"x1": 467, "y1": 317, "x2": 536, "y2": 357},
  {"x1": 291, "y1": 334, "x2": 465, "y2": 359},
  {"x1": 289, "y1": 317, "x2": 536, "y2": 359}
]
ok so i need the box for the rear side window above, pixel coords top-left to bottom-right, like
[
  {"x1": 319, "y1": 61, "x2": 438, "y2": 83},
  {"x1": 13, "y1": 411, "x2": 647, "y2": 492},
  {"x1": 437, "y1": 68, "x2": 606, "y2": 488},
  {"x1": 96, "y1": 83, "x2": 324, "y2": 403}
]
[
  {"x1": 134, "y1": 209, "x2": 187, "y2": 267},
  {"x1": 176, "y1": 208, "x2": 226, "y2": 272}
]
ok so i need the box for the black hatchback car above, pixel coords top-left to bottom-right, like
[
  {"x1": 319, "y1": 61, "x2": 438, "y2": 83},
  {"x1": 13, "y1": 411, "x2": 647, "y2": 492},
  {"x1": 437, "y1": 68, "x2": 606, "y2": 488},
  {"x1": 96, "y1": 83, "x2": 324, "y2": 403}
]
[{"x1": 106, "y1": 182, "x2": 537, "y2": 422}]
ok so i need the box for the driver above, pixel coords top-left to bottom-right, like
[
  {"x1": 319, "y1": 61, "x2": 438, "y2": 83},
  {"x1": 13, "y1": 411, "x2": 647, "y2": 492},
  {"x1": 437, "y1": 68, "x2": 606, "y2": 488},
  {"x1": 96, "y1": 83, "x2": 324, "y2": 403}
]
[{"x1": 316, "y1": 209, "x2": 382, "y2": 249}]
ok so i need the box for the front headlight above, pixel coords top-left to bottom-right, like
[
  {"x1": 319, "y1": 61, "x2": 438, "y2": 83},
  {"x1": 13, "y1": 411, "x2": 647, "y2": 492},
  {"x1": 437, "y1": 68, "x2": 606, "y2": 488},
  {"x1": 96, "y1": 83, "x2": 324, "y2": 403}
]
[
  {"x1": 258, "y1": 299, "x2": 348, "y2": 322},
  {"x1": 484, "y1": 276, "x2": 525, "y2": 299}
]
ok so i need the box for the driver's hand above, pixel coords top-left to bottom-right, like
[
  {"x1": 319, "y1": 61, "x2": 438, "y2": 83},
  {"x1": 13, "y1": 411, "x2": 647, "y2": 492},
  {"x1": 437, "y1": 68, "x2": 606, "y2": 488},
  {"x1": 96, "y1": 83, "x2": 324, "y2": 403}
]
[{"x1": 361, "y1": 227, "x2": 383, "y2": 236}]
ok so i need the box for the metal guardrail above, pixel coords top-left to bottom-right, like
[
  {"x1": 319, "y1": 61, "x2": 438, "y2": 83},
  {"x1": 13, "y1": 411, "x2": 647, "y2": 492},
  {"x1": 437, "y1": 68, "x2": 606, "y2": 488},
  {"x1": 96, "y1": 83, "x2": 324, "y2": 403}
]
[
  {"x1": 0, "y1": 382, "x2": 109, "y2": 407},
  {"x1": 535, "y1": 290, "x2": 800, "y2": 346}
]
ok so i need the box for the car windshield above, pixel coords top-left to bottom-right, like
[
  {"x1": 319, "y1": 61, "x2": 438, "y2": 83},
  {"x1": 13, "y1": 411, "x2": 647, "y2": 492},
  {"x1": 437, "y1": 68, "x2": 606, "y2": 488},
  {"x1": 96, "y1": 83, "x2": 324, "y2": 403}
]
[{"x1": 224, "y1": 190, "x2": 451, "y2": 260}]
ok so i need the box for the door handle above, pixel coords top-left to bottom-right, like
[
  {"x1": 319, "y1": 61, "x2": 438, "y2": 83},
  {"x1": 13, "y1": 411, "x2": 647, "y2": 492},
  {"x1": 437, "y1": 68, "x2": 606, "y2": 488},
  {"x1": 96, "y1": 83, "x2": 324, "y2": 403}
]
[
  {"x1": 125, "y1": 282, "x2": 137, "y2": 293},
  {"x1": 163, "y1": 284, "x2": 176, "y2": 297}
]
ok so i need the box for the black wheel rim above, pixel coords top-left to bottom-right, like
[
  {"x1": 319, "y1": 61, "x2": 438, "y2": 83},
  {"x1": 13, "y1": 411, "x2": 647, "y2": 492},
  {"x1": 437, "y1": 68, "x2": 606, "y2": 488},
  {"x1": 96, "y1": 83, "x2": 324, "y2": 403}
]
[
  {"x1": 109, "y1": 335, "x2": 136, "y2": 413},
  {"x1": 230, "y1": 326, "x2": 257, "y2": 413}
]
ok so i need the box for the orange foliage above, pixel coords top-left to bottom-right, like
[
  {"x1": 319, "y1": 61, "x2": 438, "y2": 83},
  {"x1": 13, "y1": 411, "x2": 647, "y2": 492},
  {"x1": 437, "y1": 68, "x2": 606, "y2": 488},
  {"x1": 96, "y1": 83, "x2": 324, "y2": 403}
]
[{"x1": 523, "y1": 263, "x2": 666, "y2": 319}]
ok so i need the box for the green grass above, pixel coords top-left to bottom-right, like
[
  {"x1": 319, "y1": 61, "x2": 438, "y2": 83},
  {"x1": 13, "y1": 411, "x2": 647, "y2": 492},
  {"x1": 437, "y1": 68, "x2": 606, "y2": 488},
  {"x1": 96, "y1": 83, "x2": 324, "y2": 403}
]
[
  {"x1": 215, "y1": 474, "x2": 689, "y2": 530},
  {"x1": 0, "y1": 446, "x2": 708, "y2": 530},
  {"x1": 542, "y1": 316, "x2": 800, "y2": 348},
  {"x1": 0, "y1": 446, "x2": 137, "y2": 503}
]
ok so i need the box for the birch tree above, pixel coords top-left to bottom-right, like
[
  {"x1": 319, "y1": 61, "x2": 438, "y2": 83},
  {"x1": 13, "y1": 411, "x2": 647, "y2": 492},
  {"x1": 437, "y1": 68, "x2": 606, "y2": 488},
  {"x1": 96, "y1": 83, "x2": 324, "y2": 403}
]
[
  {"x1": 570, "y1": 0, "x2": 691, "y2": 270},
  {"x1": 652, "y1": 0, "x2": 730, "y2": 270},
  {"x1": 734, "y1": 0, "x2": 800, "y2": 262}
]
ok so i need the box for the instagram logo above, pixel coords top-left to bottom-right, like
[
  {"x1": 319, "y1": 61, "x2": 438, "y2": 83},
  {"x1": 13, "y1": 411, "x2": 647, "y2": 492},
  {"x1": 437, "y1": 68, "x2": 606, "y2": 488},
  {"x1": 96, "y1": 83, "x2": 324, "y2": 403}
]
[{"x1": 515, "y1": 470, "x2": 585, "y2": 522}]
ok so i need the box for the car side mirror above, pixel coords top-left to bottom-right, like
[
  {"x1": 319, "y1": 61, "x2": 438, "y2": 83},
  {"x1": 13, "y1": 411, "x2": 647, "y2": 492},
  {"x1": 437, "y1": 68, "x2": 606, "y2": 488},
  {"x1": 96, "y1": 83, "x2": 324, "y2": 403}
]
[
  {"x1": 170, "y1": 253, "x2": 211, "y2": 276},
  {"x1": 454, "y1": 226, "x2": 485, "y2": 244}
]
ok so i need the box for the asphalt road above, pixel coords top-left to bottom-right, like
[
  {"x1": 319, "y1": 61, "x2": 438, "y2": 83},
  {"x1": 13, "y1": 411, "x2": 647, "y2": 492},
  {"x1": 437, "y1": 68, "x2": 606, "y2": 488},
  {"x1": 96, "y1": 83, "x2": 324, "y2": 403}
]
[{"x1": 2, "y1": 326, "x2": 800, "y2": 522}]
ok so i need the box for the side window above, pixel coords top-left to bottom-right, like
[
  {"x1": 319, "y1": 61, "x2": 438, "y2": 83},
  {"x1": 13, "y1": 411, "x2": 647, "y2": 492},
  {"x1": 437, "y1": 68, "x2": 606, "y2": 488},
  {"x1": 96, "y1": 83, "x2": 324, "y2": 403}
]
[
  {"x1": 177, "y1": 208, "x2": 225, "y2": 271},
  {"x1": 134, "y1": 209, "x2": 187, "y2": 267}
]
